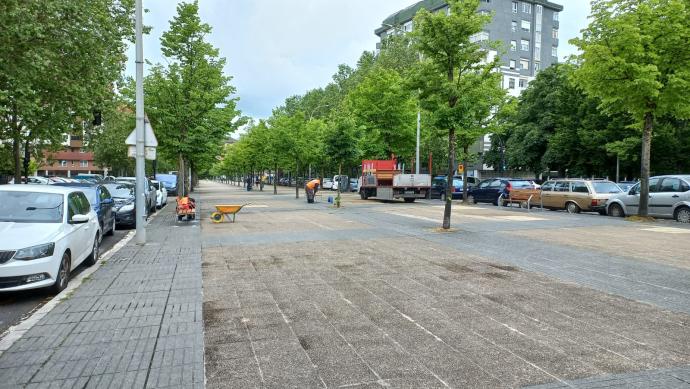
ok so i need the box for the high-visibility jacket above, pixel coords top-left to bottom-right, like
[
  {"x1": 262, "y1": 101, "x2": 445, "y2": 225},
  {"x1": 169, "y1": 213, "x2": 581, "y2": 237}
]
[{"x1": 306, "y1": 179, "x2": 321, "y2": 190}]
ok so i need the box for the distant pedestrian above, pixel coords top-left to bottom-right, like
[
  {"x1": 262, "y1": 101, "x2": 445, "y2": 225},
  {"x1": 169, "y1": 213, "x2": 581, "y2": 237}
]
[{"x1": 305, "y1": 179, "x2": 320, "y2": 203}]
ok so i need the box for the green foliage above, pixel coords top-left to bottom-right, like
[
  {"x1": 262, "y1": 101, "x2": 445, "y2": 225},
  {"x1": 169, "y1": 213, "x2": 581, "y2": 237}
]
[
  {"x1": 91, "y1": 103, "x2": 135, "y2": 176},
  {"x1": 412, "y1": 0, "x2": 504, "y2": 228},
  {"x1": 571, "y1": 0, "x2": 690, "y2": 215},
  {"x1": 0, "y1": 0, "x2": 135, "y2": 180},
  {"x1": 142, "y1": 1, "x2": 240, "y2": 194}
]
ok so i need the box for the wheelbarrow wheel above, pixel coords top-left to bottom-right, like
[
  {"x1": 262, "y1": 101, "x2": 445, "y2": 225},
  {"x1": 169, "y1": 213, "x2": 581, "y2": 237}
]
[{"x1": 210, "y1": 212, "x2": 224, "y2": 223}]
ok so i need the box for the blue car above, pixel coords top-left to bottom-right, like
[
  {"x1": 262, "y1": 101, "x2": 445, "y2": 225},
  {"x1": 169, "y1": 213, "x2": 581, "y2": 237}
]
[
  {"x1": 52, "y1": 183, "x2": 116, "y2": 236},
  {"x1": 155, "y1": 174, "x2": 178, "y2": 196},
  {"x1": 431, "y1": 176, "x2": 465, "y2": 201}
]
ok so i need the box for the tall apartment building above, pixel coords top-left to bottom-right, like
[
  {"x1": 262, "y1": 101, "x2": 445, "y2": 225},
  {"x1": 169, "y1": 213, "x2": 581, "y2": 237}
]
[{"x1": 375, "y1": 0, "x2": 563, "y2": 176}]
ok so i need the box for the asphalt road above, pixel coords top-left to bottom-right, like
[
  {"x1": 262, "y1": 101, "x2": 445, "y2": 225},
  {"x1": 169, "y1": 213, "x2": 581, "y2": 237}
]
[{"x1": 0, "y1": 227, "x2": 130, "y2": 335}]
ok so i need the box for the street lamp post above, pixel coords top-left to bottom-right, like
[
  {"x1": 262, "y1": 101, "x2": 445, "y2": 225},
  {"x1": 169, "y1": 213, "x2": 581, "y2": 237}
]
[{"x1": 134, "y1": 0, "x2": 146, "y2": 244}]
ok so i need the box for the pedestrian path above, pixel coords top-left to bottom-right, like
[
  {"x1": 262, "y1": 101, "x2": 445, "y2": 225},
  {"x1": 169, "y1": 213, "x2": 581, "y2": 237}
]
[{"x1": 0, "y1": 205, "x2": 204, "y2": 388}]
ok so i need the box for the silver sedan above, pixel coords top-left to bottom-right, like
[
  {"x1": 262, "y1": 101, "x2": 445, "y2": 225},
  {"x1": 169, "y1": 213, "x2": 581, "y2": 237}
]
[{"x1": 606, "y1": 175, "x2": 690, "y2": 223}]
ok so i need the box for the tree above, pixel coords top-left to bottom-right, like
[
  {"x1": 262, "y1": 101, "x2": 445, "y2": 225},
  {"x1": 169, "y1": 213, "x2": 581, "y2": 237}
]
[
  {"x1": 91, "y1": 103, "x2": 135, "y2": 176},
  {"x1": 144, "y1": 1, "x2": 240, "y2": 197},
  {"x1": 571, "y1": 0, "x2": 690, "y2": 216},
  {"x1": 346, "y1": 67, "x2": 417, "y2": 160},
  {"x1": 412, "y1": 0, "x2": 503, "y2": 229},
  {"x1": 323, "y1": 116, "x2": 358, "y2": 207},
  {"x1": 0, "y1": 0, "x2": 135, "y2": 182}
]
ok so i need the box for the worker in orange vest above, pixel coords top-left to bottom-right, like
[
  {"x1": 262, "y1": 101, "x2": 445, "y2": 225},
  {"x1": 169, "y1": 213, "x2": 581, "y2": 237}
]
[{"x1": 305, "y1": 179, "x2": 321, "y2": 203}]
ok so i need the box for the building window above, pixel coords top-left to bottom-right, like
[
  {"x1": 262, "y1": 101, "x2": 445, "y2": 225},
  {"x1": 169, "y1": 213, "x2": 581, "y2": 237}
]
[
  {"x1": 60, "y1": 160, "x2": 67, "y2": 167},
  {"x1": 552, "y1": 47, "x2": 558, "y2": 57},
  {"x1": 512, "y1": 1, "x2": 518, "y2": 13},
  {"x1": 553, "y1": 12, "x2": 559, "y2": 21},
  {"x1": 470, "y1": 31, "x2": 490, "y2": 43},
  {"x1": 521, "y1": 39, "x2": 530, "y2": 51},
  {"x1": 510, "y1": 40, "x2": 517, "y2": 51},
  {"x1": 522, "y1": 2, "x2": 532, "y2": 14},
  {"x1": 521, "y1": 20, "x2": 531, "y2": 32},
  {"x1": 519, "y1": 79, "x2": 527, "y2": 88},
  {"x1": 553, "y1": 28, "x2": 559, "y2": 39},
  {"x1": 535, "y1": 61, "x2": 541, "y2": 72},
  {"x1": 520, "y1": 58, "x2": 530, "y2": 70},
  {"x1": 508, "y1": 78, "x2": 516, "y2": 89},
  {"x1": 511, "y1": 21, "x2": 518, "y2": 32},
  {"x1": 80, "y1": 160, "x2": 88, "y2": 167},
  {"x1": 509, "y1": 59, "x2": 516, "y2": 69},
  {"x1": 403, "y1": 21, "x2": 413, "y2": 32},
  {"x1": 536, "y1": 4, "x2": 543, "y2": 14}
]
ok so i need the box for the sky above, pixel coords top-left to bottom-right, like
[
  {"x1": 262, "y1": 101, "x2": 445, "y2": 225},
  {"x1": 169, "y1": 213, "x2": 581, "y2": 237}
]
[{"x1": 126, "y1": 0, "x2": 592, "y2": 121}]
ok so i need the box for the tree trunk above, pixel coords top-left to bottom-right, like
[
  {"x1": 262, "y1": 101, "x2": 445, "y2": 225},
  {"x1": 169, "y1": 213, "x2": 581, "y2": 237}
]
[
  {"x1": 462, "y1": 145, "x2": 469, "y2": 202},
  {"x1": 443, "y1": 128, "x2": 456, "y2": 229},
  {"x1": 177, "y1": 153, "x2": 185, "y2": 197},
  {"x1": 274, "y1": 163, "x2": 278, "y2": 195},
  {"x1": 12, "y1": 132, "x2": 22, "y2": 184},
  {"x1": 22, "y1": 138, "x2": 31, "y2": 180},
  {"x1": 295, "y1": 159, "x2": 300, "y2": 199},
  {"x1": 638, "y1": 112, "x2": 653, "y2": 217},
  {"x1": 336, "y1": 162, "x2": 342, "y2": 208}
]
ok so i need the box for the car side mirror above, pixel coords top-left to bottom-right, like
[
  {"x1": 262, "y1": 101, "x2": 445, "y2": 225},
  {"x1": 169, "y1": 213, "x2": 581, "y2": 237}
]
[{"x1": 71, "y1": 214, "x2": 89, "y2": 224}]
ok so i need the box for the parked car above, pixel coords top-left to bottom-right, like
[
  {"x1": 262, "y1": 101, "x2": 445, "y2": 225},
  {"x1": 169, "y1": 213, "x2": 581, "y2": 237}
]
[
  {"x1": 53, "y1": 183, "x2": 116, "y2": 237},
  {"x1": 116, "y1": 177, "x2": 156, "y2": 214},
  {"x1": 349, "y1": 178, "x2": 359, "y2": 192},
  {"x1": 606, "y1": 175, "x2": 690, "y2": 223},
  {"x1": 616, "y1": 181, "x2": 637, "y2": 193},
  {"x1": 430, "y1": 176, "x2": 465, "y2": 201},
  {"x1": 9, "y1": 176, "x2": 50, "y2": 185},
  {"x1": 469, "y1": 178, "x2": 534, "y2": 205},
  {"x1": 322, "y1": 178, "x2": 334, "y2": 190},
  {"x1": 104, "y1": 182, "x2": 137, "y2": 227},
  {"x1": 540, "y1": 179, "x2": 623, "y2": 214},
  {"x1": 332, "y1": 175, "x2": 349, "y2": 191},
  {"x1": 151, "y1": 180, "x2": 168, "y2": 208},
  {"x1": 73, "y1": 174, "x2": 103, "y2": 183},
  {"x1": 155, "y1": 174, "x2": 178, "y2": 197},
  {"x1": 0, "y1": 185, "x2": 101, "y2": 293}
]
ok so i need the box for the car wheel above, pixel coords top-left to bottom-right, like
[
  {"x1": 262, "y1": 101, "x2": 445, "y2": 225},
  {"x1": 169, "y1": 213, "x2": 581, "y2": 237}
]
[
  {"x1": 84, "y1": 234, "x2": 100, "y2": 267},
  {"x1": 105, "y1": 217, "x2": 116, "y2": 236},
  {"x1": 404, "y1": 198, "x2": 416, "y2": 203},
  {"x1": 49, "y1": 252, "x2": 71, "y2": 294},
  {"x1": 566, "y1": 202, "x2": 581, "y2": 214},
  {"x1": 675, "y1": 206, "x2": 690, "y2": 224},
  {"x1": 608, "y1": 203, "x2": 624, "y2": 217}
]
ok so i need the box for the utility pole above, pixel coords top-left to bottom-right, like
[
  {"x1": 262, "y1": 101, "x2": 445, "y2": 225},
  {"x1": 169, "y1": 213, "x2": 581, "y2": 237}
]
[{"x1": 134, "y1": 0, "x2": 146, "y2": 244}]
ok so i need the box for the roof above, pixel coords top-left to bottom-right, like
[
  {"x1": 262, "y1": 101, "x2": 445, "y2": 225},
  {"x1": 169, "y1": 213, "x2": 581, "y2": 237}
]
[
  {"x1": 0, "y1": 185, "x2": 83, "y2": 195},
  {"x1": 375, "y1": 0, "x2": 564, "y2": 36}
]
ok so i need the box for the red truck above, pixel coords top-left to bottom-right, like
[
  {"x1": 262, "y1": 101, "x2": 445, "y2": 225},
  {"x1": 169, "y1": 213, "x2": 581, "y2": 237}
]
[{"x1": 358, "y1": 159, "x2": 431, "y2": 203}]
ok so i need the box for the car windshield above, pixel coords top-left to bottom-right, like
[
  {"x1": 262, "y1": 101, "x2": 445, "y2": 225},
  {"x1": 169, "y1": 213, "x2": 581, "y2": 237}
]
[
  {"x1": 0, "y1": 191, "x2": 64, "y2": 223},
  {"x1": 593, "y1": 182, "x2": 622, "y2": 194},
  {"x1": 452, "y1": 179, "x2": 463, "y2": 187},
  {"x1": 510, "y1": 180, "x2": 533, "y2": 188},
  {"x1": 105, "y1": 184, "x2": 135, "y2": 199}
]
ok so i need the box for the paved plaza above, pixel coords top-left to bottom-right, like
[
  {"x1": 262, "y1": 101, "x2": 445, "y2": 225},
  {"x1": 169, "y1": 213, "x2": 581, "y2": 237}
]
[
  {"x1": 0, "y1": 180, "x2": 688, "y2": 388},
  {"x1": 200, "y1": 181, "x2": 690, "y2": 388}
]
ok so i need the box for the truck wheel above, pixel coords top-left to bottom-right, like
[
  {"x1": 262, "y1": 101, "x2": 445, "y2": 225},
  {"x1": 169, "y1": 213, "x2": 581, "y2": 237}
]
[
  {"x1": 360, "y1": 191, "x2": 368, "y2": 200},
  {"x1": 404, "y1": 198, "x2": 416, "y2": 203}
]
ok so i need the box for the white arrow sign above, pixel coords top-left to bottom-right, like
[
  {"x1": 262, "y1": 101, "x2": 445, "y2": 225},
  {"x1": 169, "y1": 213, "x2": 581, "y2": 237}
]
[{"x1": 126, "y1": 116, "x2": 158, "y2": 160}]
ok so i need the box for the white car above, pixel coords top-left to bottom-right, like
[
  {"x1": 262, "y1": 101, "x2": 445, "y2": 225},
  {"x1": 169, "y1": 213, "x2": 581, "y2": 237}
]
[
  {"x1": 606, "y1": 175, "x2": 690, "y2": 222},
  {"x1": 0, "y1": 185, "x2": 101, "y2": 293},
  {"x1": 322, "y1": 178, "x2": 334, "y2": 190},
  {"x1": 152, "y1": 180, "x2": 168, "y2": 208}
]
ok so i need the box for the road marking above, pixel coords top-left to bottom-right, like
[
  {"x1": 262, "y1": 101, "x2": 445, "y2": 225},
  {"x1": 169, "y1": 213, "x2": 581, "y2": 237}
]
[
  {"x1": 245, "y1": 204, "x2": 268, "y2": 208},
  {"x1": 389, "y1": 212, "x2": 440, "y2": 224},
  {"x1": 496, "y1": 215, "x2": 546, "y2": 222},
  {"x1": 641, "y1": 227, "x2": 690, "y2": 234}
]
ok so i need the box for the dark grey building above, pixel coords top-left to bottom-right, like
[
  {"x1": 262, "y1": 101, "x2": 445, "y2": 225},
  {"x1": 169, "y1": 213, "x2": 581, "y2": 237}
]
[{"x1": 375, "y1": 0, "x2": 563, "y2": 97}]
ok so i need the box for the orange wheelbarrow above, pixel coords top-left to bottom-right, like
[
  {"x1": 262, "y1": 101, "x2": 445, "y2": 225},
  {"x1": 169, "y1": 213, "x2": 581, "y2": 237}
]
[{"x1": 210, "y1": 204, "x2": 249, "y2": 223}]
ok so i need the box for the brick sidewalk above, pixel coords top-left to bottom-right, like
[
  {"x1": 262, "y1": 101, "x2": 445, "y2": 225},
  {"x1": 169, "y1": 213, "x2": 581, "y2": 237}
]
[{"x1": 0, "y1": 204, "x2": 204, "y2": 388}]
